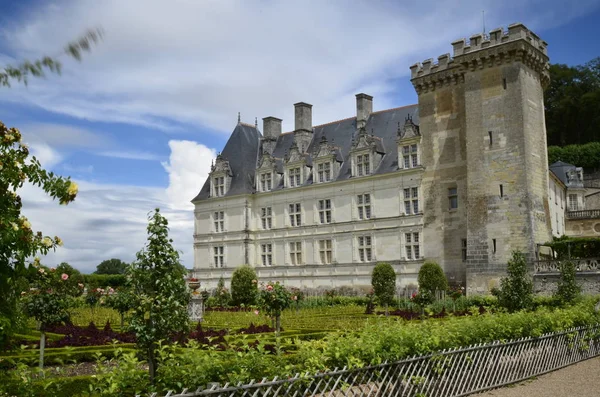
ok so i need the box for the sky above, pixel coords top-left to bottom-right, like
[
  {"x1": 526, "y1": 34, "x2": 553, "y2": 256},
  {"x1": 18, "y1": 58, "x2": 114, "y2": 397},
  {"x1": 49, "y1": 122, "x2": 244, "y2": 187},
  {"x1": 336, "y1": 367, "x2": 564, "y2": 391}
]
[{"x1": 1, "y1": 0, "x2": 599, "y2": 274}]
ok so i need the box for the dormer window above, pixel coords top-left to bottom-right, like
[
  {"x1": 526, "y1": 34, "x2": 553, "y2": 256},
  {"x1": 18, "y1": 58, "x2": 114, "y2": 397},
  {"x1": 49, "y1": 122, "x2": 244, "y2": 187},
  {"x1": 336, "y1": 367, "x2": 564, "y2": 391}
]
[
  {"x1": 259, "y1": 172, "x2": 272, "y2": 192},
  {"x1": 402, "y1": 144, "x2": 419, "y2": 169},
  {"x1": 317, "y1": 162, "x2": 332, "y2": 183},
  {"x1": 356, "y1": 154, "x2": 371, "y2": 176},
  {"x1": 214, "y1": 176, "x2": 225, "y2": 197},
  {"x1": 288, "y1": 167, "x2": 301, "y2": 187}
]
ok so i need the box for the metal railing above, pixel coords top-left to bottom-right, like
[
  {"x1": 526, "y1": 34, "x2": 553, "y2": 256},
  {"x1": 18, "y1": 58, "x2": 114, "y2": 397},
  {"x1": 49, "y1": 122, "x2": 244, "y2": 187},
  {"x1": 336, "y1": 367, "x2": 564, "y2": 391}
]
[
  {"x1": 140, "y1": 325, "x2": 600, "y2": 397},
  {"x1": 534, "y1": 258, "x2": 600, "y2": 273},
  {"x1": 566, "y1": 209, "x2": 600, "y2": 219}
]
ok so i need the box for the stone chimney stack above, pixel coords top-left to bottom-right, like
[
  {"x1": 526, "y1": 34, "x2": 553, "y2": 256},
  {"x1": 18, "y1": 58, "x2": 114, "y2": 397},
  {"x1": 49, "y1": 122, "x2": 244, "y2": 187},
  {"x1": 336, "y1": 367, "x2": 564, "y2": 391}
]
[
  {"x1": 356, "y1": 93, "x2": 373, "y2": 129},
  {"x1": 294, "y1": 102, "x2": 312, "y2": 132},
  {"x1": 263, "y1": 117, "x2": 282, "y2": 140}
]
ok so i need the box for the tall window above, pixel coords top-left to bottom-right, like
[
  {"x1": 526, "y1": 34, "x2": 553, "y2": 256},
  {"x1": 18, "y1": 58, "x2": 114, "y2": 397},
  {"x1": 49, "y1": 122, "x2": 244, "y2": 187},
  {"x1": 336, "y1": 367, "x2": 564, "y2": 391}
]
[
  {"x1": 213, "y1": 211, "x2": 224, "y2": 232},
  {"x1": 356, "y1": 154, "x2": 370, "y2": 176},
  {"x1": 317, "y1": 162, "x2": 332, "y2": 183},
  {"x1": 448, "y1": 187, "x2": 458, "y2": 210},
  {"x1": 289, "y1": 242, "x2": 302, "y2": 265},
  {"x1": 569, "y1": 194, "x2": 578, "y2": 211},
  {"x1": 261, "y1": 207, "x2": 272, "y2": 230},
  {"x1": 404, "y1": 187, "x2": 419, "y2": 215},
  {"x1": 357, "y1": 193, "x2": 371, "y2": 220},
  {"x1": 319, "y1": 239, "x2": 332, "y2": 264},
  {"x1": 358, "y1": 236, "x2": 372, "y2": 262},
  {"x1": 461, "y1": 239, "x2": 467, "y2": 262},
  {"x1": 260, "y1": 172, "x2": 272, "y2": 192},
  {"x1": 318, "y1": 199, "x2": 332, "y2": 224},
  {"x1": 261, "y1": 243, "x2": 272, "y2": 266},
  {"x1": 405, "y1": 232, "x2": 420, "y2": 260},
  {"x1": 214, "y1": 176, "x2": 225, "y2": 196},
  {"x1": 288, "y1": 167, "x2": 301, "y2": 187},
  {"x1": 402, "y1": 144, "x2": 419, "y2": 169},
  {"x1": 213, "y1": 246, "x2": 224, "y2": 267},
  {"x1": 289, "y1": 203, "x2": 301, "y2": 226}
]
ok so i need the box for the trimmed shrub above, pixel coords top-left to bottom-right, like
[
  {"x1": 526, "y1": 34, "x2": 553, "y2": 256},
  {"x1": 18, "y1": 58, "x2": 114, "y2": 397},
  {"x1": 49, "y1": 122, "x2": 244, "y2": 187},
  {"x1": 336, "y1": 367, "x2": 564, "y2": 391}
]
[
  {"x1": 555, "y1": 260, "x2": 581, "y2": 305},
  {"x1": 498, "y1": 251, "x2": 533, "y2": 312},
  {"x1": 418, "y1": 261, "x2": 448, "y2": 295},
  {"x1": 230, "y1": 265, "x2": 258, "y2": 306},
  {"x1": 83, "y1": 274, "x2": 127, "y2": 289},
  {"x1": 371, "y1": 263, "x2": 396, "y2": 315}
]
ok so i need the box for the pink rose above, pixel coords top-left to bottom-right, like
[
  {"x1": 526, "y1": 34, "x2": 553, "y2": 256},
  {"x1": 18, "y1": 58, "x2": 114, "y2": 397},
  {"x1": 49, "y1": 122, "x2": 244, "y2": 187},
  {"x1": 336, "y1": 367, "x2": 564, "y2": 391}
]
[
  {"x1": 50, "y1": 267, "x2": 56, "y2": 272},
  {"x1": 254, "y1": 310, "x2": 259, "y2": 315},
  {"x1": 292, "y1": 295, "x2": 297, "y2": 301},
  {"x1": 266, "y1": 285, "x2": 273, "y2": 291},
  {"x1": 61, "y1": 273, "x2": 69, "y2": 281},
  {"x1": 78, "y1": 283, "x2": 84, "y2": 288}
]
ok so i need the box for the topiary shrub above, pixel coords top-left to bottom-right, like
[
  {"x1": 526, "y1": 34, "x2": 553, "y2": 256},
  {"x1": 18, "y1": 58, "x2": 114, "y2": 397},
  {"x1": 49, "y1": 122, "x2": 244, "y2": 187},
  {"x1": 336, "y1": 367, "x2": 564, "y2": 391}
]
[
  {"x1": 498, "y1": 251, "x2": 533, "y2": 312},
  {"x1": 371, "y1": 262, "x2": 397, "y2": 316},
  {"x1": 417, "y1": 261, "x2": 448, "y2": 296},
  {"x1": 555, "y1": 260, "x2": 581, "y2": 305},
  {"x1": 230, "y1": 265, "x2": 258, "y2": 306}
]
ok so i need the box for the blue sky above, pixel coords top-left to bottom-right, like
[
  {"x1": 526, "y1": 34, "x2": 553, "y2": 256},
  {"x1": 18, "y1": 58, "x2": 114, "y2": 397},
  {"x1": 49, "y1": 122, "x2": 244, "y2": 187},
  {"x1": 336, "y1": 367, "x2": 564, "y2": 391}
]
[{"x1": 1, "y1": 0, "x2": 599, "y2": 273}]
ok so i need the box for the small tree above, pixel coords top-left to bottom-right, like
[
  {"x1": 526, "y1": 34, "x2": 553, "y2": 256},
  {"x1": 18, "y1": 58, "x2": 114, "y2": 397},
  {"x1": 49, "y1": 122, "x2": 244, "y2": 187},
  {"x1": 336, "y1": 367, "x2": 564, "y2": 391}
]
[
  {"x1": 21, "y1": 261, "x2": 80, "y2": 371},
  {"x1": 498, "y1": 251, "x2": 534, "y2": 312},
  {"x1": 258, "y1": 282, "x2": 293, "y2": 334},
  {"x1": 230, "y1": 265, "x2": 258, "y2": 306},
  {"x1": 106, "y1": 288, "x2": 135, "y2": 329},
  {"x1": 127, "y1": 208, "x2": 190, "y2": 383},
  {"x1": 371, "y1": 262, "x2": 396, "y2": 316},
  {"x1": 418, "y1": 261, "x2": 448, "y2": 298},
  {"x1": 214, "y1": 276, "x2": 231, "y2": 307},
  {"x1": 555, "y1": 260, "x2": 581, "y2": 305}
]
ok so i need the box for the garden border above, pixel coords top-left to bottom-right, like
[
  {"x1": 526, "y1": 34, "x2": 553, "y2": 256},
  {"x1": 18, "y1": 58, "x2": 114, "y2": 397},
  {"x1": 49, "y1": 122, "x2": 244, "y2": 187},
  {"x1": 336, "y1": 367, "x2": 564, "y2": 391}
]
[{"x1": 139, "y1": 324, "x2": 600, "y2": 397}]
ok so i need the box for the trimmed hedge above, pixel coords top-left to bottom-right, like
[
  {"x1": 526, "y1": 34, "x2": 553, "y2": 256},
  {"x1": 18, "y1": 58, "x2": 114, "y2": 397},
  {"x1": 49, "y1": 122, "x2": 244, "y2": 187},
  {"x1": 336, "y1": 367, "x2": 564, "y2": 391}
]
[{"x1": 83, "y1": 274, "x2": 127, "y2": 289}]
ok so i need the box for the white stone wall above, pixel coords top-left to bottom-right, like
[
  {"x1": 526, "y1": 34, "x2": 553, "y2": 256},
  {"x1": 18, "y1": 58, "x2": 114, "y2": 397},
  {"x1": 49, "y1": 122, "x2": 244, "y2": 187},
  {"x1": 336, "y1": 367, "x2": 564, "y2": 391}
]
[
  {"x1": 548, "y1": 174, "x2": 566, "y2": 237},
  {"x1": 193, "y1": 170, "x2": 424, "y2": 289}
]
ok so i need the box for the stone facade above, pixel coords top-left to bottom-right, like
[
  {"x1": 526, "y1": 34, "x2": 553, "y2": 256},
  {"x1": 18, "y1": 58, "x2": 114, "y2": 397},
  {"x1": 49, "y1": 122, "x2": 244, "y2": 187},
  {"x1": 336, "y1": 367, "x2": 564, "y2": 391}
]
[{"x1": 192, "y1": 23, "x2": 564, "y2": 293}]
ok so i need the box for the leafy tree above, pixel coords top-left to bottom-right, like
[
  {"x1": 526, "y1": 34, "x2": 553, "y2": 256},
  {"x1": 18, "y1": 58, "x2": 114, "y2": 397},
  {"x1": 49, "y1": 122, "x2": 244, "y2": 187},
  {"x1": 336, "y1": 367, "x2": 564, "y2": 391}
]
[
  {"x1": 230, "y1": 265, "x2": 258, "y2": 306},
  {"x1": 127, "y1": 208, "x2": 190, "y2": 383},
  {"x1": 498, "y1": 251, "x2": 534, "y2": 312},
  {"x1": 56, "y1": 262, "x2": 85, "y2": 297},
  {"x1": 555, "y1": 261, "x2": 581, "y2": 305},
  {"x1": 258, "y1": 282, "x2": 293, "y2": 334},
  {"x1": 548, "y1": 142, "x2": 600, "y2": 170},
  {"x1": 417, "y1": 261, "x2": 448, "y2": 297},
  {"x1": 106, "y1": 288, "x2": 136, "y2": 329},
  {"x1": 544, "y1": 57, "x2": 600, "y2": 147},
  {"x1": 95, "y1": 258, "x2": 128, "y2": 275},
  {"x1": 214, "y1": 276, "x2": 231, "y2": 307},
  {"x1": 371, "y1": 262, "x2": 396, "y2": 316},
  {"x1": 0, "y1": 29, "x2": 102, "y2": 346},
  {"x1": 21, "y1": 260, "x2": 82, "y2": 371}
]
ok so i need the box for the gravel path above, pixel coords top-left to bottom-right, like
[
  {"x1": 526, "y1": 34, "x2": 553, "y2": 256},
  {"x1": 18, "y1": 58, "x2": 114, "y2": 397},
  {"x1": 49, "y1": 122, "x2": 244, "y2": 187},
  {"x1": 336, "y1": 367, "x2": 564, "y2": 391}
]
[{"x1": 472, "y1": 357, "x2": 600, "y2": 397}]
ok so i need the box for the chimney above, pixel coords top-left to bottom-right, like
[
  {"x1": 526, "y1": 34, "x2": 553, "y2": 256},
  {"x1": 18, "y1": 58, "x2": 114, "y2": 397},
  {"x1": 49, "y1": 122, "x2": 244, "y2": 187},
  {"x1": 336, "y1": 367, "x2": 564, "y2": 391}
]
[
  {"x1": 294, "y1": 102, "x2": 312, "y2": 132},
  {"x1": 262, "y1": 116, "x2": 282, "y2": 140},
  {"x1": 356, "y1": 93, "x2": 373, "y2": 129}
]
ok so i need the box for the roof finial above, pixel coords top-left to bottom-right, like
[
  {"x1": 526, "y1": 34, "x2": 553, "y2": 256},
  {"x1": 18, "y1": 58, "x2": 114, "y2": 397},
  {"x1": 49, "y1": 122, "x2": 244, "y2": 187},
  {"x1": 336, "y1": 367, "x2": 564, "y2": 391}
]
[
  {"x1": 255, "y1": 117, "x2": 258, "y2": 128},
  {"x1": 238, "y1": 112, "x2": 241, "y2": 124}
]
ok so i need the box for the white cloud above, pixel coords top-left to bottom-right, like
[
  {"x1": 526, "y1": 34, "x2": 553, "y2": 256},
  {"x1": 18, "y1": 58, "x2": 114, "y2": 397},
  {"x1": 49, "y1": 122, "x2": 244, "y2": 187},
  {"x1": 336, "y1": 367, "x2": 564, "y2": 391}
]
[
  {"x1": 2, "y1": 0, "x2": 597, "y2": 134},
  {"x1": 97, "y1": 150, "x2": 162, "y2": 161},
  {"x1": 29, "y1": 143, "x2": 63, "y2": 169},
  {"x1": 162, "y1": 140, "x2": 217, "y2": 211}
]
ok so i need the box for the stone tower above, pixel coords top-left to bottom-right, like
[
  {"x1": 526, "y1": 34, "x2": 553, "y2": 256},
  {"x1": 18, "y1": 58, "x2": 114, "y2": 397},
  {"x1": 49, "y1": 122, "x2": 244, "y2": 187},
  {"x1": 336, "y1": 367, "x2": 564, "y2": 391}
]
[{"x1": 410, "y1": 23, "x2": 552, "y2": 293}]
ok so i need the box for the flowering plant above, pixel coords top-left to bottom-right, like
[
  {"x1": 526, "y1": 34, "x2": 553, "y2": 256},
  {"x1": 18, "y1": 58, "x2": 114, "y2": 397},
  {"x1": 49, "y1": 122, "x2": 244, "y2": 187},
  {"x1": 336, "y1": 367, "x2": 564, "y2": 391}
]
[
  {"x1": 448, "y1": 285, "x2": 465, "y2": 301},
  {"x1": 258, "y1": 282, "x2": 293, "y2": 333}
]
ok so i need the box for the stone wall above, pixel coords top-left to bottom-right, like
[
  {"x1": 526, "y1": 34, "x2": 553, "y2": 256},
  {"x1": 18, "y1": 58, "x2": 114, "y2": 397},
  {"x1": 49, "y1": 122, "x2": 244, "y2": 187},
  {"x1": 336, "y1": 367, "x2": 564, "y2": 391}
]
[
  {"x1": 534, "y1": 273, "x2": 600, "y2": 295},
  {"x1": 565, "y1": 218, "x2": 600, "y2": 237}
]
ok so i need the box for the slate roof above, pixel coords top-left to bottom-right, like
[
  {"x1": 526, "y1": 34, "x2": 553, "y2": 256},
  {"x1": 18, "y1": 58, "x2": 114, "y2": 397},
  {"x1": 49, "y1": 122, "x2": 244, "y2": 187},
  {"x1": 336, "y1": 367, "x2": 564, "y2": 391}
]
[
  {"x1": 192, "y1": 104, "x2": 419, "y2": 202},
  {"x1": 549, "y1": 161, "x2": 583, "y2": 188}
]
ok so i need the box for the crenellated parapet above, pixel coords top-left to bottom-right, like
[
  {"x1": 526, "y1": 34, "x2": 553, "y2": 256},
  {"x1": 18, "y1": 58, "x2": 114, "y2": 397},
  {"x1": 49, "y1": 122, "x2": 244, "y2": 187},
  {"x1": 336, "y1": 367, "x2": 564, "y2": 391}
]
[{"x1": 410, "y1": 23, "x2": 550, "y2": 94}]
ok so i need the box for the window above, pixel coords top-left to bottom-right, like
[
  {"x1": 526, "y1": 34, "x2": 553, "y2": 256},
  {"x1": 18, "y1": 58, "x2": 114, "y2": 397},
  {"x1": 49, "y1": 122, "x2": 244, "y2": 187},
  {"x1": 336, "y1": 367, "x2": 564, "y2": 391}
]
[
  {"x1": 213, "y1": 246, "x2": 224, "y2": 267},
  {"x1": 356, "y1": 154, "x2": 370, "y2": 176},
  {"x1": 261, "y1": 207, "x2": 272, "y2": 230},
  {"x1": 214, "y1": 176, "x2": 225, "y2": 197},
  {"x1": 404, "y1": 187, "x2": 419, "y2": 215},
  {"x1": 554, "y1": 185, "x2": 557, "y2": 204},
  {"x1": 288, "y1": 167, "x2": 301, "y2": 187},
  {"x1": 319, "y1": 239, "x2": 332, "y2": 264},
  {"x1": 569, "y1": 194, "x2": 578, "y2": 211},
  {"x1": 561, "y1": 191, "x2": 564, "y2": 209},
  {"x1": 261, "y1": 243, "x2": 272, "y2": 266},
  {"x1": 357, "y1": 193, "x2": 371, "y2": 220},
  {"x1": 358, "y1": 235, "x2": 372, "y2": 262},
  {"x1": 289, "y1": 203, "x2": 302, "y2": 226},
  {"x1": 405, "y1": 232, "x2": 420, "y2": 260},
  {"x1": 461, "y1": 239, "x2": 467, "y2": 262},
  {"x1": 448, "y1": 187, "x2": 458, "y2": 210},
  {"x1": 502, "y1": 78, "x2": 507, "y2": 90},
  {"x1": 260, "y1": 172, "x2": 272, "y2": 192},
  {"x1": 488, "y1": 131, "x2": 493, "y2": 147},
  {"x1": 317, "y1": 162, "x2": 332, "y2": 183},
  {"x1": 402, "y1": 145, "x2": 419, "y2": 168},
  {"x1": 289, "y1": 242, "x2": 302, "y2": 265},
  {"x1": 499, "y1": 184, "x2": 504, "y2": 198},
  {"x1": 318, "y1": 199, "x2": 332, "y2": 224},
  {"x1": 492, "y1": 239, "x2": 497, "y2": 254},
  {"x1": 213, "y1": 211, "x2": 224, "y2": 232}
]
